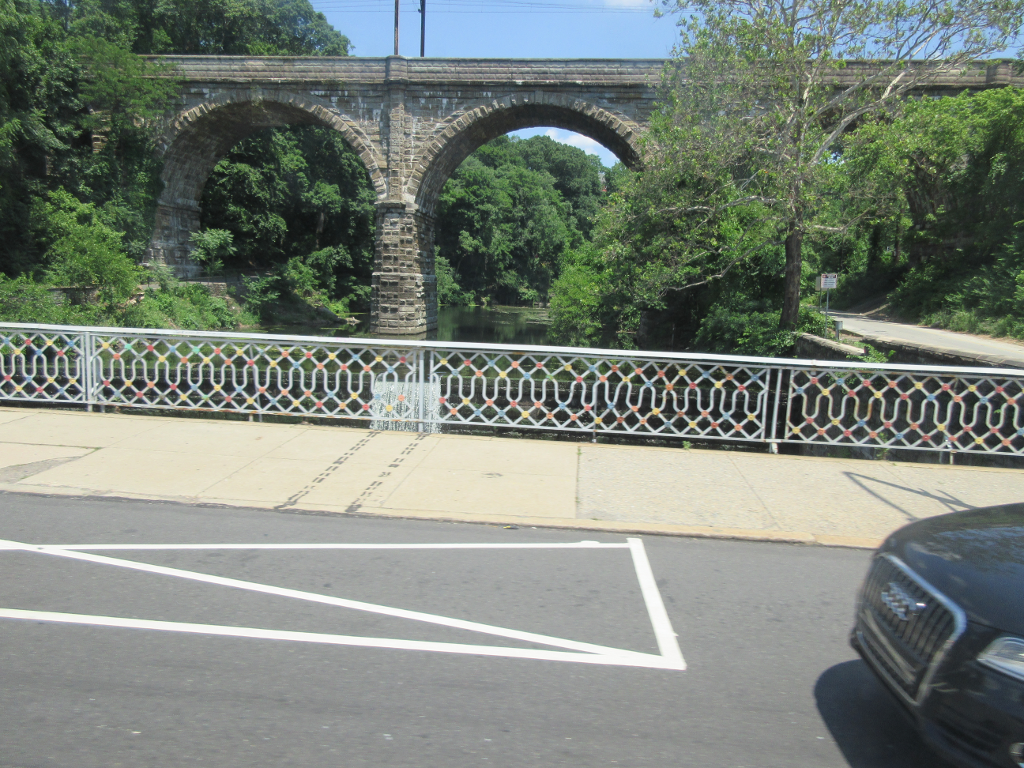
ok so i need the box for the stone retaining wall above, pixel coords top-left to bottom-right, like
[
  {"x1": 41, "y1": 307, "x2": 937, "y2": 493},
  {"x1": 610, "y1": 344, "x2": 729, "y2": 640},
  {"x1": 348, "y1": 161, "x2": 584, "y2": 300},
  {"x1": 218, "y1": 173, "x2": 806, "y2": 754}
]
[{"x1": 793, "y1": 333, "x2": 865, "y2": 361}]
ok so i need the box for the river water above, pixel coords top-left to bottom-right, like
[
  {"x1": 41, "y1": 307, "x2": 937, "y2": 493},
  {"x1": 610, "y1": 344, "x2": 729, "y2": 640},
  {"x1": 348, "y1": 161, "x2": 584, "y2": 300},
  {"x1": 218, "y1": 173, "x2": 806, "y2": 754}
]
[
  {"x1": 268, "y1": 305, "x2": 552, "y2": 346},
  {"x1": 433, "y1": 306, "x2": 550, "y2": 345}
]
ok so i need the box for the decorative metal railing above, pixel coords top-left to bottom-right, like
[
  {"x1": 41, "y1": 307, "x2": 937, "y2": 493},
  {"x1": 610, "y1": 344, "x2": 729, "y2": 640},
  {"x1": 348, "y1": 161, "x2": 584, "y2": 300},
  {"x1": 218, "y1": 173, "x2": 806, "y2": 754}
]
[{"x1": 2, "y1": 322, "x2": 1023, "y2": 455}]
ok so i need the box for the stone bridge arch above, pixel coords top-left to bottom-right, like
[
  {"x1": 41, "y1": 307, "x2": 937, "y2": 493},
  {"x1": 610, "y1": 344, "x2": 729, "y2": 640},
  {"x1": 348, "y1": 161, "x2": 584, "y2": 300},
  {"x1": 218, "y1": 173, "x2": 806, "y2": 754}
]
[
  {"x1": 147, "y1": 90, "x2": 386, "y2": 276},
  {"x1": 371, "y1": 94, "x2": 645, "y2": 334},
  {"x1": 409, "y1": 94, "x2": 643, "y2": 216},
  {"x1": 146, "y1": 56, "x2": 669, "y2": 330}
]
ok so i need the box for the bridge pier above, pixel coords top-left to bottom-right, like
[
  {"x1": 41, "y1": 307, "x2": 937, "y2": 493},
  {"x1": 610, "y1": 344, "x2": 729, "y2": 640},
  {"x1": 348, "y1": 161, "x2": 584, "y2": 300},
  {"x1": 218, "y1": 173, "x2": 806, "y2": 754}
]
[
  {"x1": 371, "y1": 202, "x2": 437, "y2": 336},
  {"x1": 147, "y1": 201, "x2": 202, "y2": 278}
]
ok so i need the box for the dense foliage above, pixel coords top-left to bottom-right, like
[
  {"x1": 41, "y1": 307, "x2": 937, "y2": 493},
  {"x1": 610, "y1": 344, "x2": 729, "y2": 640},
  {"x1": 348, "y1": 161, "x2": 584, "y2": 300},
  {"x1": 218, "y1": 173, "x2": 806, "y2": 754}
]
[
  {"x1": 549, "y1": 85, "x2": 1024, "y2": 354},
  {"x1": 74, "y1": 0, "x2": 351, "y2": 56},
  {"x1": 200, "y1": 124, "x2": 376, "y2": 315},
  {"x1": 656, "y1": 0, "x2": 1023, "y2": 330},
  {"x1": 435, "y1": 135, "x2": 607, "y2": 307},
  {"x1": 823, "y1": 88, "x2": 1024, "y2": 339},
  {"x1": 546, "y1": 0, "x2": 1024, "y2": 352},
  {"x1": 0, "y1": 0, "x2": 352, "y2": 330}
]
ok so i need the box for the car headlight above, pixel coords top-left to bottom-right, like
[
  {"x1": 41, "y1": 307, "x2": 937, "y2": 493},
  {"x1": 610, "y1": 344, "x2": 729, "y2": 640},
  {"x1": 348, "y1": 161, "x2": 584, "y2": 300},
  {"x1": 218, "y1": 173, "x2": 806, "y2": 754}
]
[{"x1": 978, "y1": 636, "x2": 1024, "y2": 682}]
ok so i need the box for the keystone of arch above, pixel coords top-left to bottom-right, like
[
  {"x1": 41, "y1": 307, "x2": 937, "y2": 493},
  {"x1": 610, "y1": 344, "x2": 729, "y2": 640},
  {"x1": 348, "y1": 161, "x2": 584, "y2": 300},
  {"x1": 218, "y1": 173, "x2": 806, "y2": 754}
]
[
  {"x1": 408, "y1": 92, "x2": 645, "y2": 216},
  {"x1": 157, "y1": 88, "x2": 388, "y2": 201}
]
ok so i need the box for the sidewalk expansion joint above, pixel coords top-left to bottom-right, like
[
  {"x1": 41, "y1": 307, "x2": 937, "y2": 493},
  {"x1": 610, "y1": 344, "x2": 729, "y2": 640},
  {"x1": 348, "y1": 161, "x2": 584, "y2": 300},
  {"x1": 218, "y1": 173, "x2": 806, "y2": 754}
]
[
  {"x1": 276, "y1": 432, "x2": 379, "y2": 510},
  {"x1": 345, "y1": 432, "x2": 431, "y2": 513}
]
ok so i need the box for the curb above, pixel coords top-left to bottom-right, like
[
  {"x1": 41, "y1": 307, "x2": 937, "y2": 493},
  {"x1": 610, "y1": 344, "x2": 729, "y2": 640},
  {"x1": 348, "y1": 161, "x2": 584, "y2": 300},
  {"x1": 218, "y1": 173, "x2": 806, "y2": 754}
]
[{"x1": 0, "y1": 484, "x2": 883, "y2": 550}]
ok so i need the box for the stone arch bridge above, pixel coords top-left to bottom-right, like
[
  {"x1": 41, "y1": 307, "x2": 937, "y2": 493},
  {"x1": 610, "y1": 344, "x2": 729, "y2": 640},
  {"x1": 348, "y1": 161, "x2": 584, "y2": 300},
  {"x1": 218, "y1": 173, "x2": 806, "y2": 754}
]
[
  {"x1": 147, "y1": 56, "x2": 1022, "y2": 335},
  {"x1": 147, "y1": 55, "x2": 662, "y2": 335}
]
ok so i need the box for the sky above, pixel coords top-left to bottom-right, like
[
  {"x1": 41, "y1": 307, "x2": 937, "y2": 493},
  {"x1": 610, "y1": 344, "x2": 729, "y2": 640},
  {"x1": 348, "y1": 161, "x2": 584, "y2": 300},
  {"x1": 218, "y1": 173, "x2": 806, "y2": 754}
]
[{"x1": 310, "y1": 0, "x2": 683, "y2": 166}]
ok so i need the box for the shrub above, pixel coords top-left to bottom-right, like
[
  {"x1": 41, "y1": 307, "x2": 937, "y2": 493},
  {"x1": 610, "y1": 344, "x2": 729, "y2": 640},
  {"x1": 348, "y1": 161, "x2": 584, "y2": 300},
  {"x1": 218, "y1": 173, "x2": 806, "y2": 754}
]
[
  {"x1": 123, "y1": 283, "x2": 240, "y2": 330},
  {"x1": 34, "y1": 190, "x2": 142, "y2": 306},
  {"x1": 188, "y1": 229, "x2": 236, "y2": 276}
]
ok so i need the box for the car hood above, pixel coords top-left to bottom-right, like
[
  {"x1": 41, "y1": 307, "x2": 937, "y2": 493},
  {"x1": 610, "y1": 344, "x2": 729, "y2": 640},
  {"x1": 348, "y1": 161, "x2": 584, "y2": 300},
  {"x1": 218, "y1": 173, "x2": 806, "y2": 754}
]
[{"x1": 883, "y1": 504, "x2": 1024, "y2": 635}]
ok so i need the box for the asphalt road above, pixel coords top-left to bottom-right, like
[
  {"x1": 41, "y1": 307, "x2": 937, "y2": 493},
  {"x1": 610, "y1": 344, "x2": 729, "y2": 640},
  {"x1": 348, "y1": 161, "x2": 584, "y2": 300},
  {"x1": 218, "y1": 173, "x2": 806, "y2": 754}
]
[
  {"x1": 0, "y1": 493, "x2": 950, "y2": 768},
  {"x1": 833, "y1": 311, "x2": 1024, "y2": 366}
]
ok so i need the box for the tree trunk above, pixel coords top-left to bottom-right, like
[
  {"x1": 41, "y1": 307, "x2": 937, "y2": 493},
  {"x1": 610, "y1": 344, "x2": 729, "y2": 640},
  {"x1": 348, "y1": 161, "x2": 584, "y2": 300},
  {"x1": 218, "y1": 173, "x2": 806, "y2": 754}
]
[{"x1": 779, "y1": 216, "x2": 803, "y2": 330}]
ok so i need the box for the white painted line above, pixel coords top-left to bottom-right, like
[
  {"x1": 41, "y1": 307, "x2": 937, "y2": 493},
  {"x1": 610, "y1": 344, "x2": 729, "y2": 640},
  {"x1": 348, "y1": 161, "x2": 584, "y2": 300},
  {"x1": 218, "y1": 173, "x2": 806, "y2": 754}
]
[
  {"x1": 0, "y1": 542, "x2": 629, "y2": 552},
  {"x1": 0, "y1": 538, "x2": 650, "y2": 660},
  {"x1": 0, "y1": 609, "x2": 679, "y2": 669},
  {"x1": 627, "y1": 538, "x2": 686, "y2": 670}
]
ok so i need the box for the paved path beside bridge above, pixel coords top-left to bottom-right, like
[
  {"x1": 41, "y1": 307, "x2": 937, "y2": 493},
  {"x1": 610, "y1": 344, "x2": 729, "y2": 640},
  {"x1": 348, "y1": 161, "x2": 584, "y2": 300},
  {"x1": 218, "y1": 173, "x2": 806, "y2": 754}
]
[
  {"x1": 1, "y1": 406, "x2": 1022, "y2": 549},
  {"x1": 834, "y1": 311, "x2": 1024, "y2": 368}
]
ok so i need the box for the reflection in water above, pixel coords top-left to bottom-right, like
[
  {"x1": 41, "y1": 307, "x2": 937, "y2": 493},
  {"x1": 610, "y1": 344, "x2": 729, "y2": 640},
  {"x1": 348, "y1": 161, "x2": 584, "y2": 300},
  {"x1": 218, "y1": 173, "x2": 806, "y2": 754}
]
[
  {"x1": 433, "y1": 306, "x2": 550, "y2": 345},
  {"x1": 266, "y1": 306, "x2": 551, "y2": 346}
]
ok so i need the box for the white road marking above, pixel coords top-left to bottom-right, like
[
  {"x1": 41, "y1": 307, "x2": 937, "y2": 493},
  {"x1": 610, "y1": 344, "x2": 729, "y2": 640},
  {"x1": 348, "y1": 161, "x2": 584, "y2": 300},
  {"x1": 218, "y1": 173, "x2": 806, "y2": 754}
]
[
  {"x1": 0, "y1": 538, "x2": 652, "y2": 660},
  {"x1": 0, "y1": 609, "x2": 681, "y2": 669},
  {"x1": 627, "y1": 538, "x2": 686, "y2": 670},
  {"x1": 0, "y1": 542, "x2": 629, "y2": 551},
  {"x1": 0, "y1": 537, "x2": 687, "y2": 671}
]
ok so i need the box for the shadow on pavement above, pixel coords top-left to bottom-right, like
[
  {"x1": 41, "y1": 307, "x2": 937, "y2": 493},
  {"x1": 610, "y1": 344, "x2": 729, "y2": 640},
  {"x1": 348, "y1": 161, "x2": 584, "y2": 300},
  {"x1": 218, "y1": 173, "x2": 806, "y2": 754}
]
[
  {"x1": 843, "y1": 471, "x2": 970, "y2": 523},
  {"x1": 815, "y1": 660, "x2": 956, "y2": 768}
]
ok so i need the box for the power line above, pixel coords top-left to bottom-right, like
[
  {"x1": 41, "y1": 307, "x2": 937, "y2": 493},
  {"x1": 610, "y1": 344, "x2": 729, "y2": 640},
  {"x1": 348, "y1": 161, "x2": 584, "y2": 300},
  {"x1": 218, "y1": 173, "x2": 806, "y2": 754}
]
[{"x1": 313, "y1": 0, "x2": 658, "y2": 13}]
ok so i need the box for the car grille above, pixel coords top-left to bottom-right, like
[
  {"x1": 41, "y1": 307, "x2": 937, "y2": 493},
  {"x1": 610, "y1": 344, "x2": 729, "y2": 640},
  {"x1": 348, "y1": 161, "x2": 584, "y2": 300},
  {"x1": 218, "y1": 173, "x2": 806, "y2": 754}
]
[{"x1": 857, "y1": 554, "x2": 961, "y2": 703}]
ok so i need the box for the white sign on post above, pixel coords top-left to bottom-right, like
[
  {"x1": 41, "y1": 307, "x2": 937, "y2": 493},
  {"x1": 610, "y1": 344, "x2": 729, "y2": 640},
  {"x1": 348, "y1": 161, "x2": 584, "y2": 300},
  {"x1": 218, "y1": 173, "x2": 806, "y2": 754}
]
[{"x1": 820, "y1": 273, "x2": 838, "y2": 290}]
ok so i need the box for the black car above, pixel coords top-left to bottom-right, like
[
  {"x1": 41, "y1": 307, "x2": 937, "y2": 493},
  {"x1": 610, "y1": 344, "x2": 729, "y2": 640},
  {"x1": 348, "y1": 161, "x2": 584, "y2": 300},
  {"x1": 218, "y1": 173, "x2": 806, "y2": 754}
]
[{"x1": 851, "y1": 503, "x2": 1024, "y2": 768}]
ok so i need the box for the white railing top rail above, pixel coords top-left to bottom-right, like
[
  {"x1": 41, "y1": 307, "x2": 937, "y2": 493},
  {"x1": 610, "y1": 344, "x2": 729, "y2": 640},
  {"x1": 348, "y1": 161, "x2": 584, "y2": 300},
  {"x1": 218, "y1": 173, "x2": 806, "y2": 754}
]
[{"x1": 2, "y1": 321, "x2": 1023, "y2": 378}]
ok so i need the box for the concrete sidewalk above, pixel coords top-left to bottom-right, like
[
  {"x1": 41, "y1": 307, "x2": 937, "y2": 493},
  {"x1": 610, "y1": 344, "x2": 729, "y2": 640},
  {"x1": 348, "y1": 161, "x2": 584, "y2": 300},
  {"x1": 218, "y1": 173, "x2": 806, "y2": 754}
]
[{"x1": 1, "y1": 406, "x2": 1022, "y2": 548}]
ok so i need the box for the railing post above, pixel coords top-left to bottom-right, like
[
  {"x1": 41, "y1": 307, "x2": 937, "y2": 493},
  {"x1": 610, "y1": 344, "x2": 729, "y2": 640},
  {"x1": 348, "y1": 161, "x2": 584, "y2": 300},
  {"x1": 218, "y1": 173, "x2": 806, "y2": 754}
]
[
  {"x1": 81, "y1": 331, "x2": 94, "y2": 412},
  {"x1": 768, "y1": 366, "x2": 785, "y2": 452},
  {"x1": 418, "y1": 350, "x2": 426, "y2": 433}
]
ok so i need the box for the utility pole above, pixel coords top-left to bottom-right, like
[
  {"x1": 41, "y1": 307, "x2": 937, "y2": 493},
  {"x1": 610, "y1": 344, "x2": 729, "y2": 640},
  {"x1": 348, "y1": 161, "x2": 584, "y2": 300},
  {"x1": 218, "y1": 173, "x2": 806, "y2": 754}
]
[
  {"x1": 419, "y1": 0, "x2": 425, "y2": 57},
  {"x1": 394, "y1": 0, "x2": 399, "y2": 55}
]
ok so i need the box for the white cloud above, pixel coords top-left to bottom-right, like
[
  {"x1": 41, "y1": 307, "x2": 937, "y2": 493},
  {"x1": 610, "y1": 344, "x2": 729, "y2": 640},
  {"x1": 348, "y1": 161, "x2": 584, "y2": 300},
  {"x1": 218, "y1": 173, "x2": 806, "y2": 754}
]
[
  {"x1": 604, "y1": 0, "x2": 654, "y2": 8},
  {"x1": 545, "y1": 128, "x2": 596, "y2": 151},
  {"x1": 510, "y1": 127, "x2": 618, "y2": 167}
]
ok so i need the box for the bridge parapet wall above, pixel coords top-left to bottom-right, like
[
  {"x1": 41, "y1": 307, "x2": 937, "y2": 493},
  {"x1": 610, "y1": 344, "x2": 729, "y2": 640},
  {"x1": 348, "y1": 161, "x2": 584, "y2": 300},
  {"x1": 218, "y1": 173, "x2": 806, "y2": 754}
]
[
  {"x1": 146, "y1": 55, "x2": 1024, "y2": 89},
  {"x1": 145, "y1": 56, "x2": 668, "y2": 85}
]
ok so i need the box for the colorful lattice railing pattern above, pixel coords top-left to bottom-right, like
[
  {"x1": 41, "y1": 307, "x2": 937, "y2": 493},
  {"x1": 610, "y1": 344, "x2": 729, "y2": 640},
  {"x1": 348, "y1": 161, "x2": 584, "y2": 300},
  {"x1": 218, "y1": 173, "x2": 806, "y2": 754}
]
[
  {"x1": 0, "y1": 328, "x2": 88, "y2": 403},
  {"x1": 429, "y1": 348, "x2": 773, "y2": 439},
  {"x1": 88, "y1": 331, "x2": 423, "y2": 421},
  {"x1": 785, "y1": 368, "x2": 1024, "y2": 453},
  {"x1": 3, "y1": 323, "x2": 1024, "y2": 454}
]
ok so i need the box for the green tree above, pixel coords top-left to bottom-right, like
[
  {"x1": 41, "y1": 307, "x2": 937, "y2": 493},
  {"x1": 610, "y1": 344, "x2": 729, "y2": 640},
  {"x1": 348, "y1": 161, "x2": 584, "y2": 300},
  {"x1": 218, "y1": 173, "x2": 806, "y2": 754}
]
[
  {"x1": 201, "y1": 125, "x2": 376, "y2": 307},
  {"x1": 0, "y1": 0, "x2": 358, "y2": 331},
  {"x1": 548, "y1": 241, "x2": 616, "y2": 346},
  {"x1": 189, "y1": 227, "x2": 235, "y2": 274},
  {"x1": 833, "y1": 88, "x2": 1024, "y2": 335},
  {"x1": 33, "y1": 188, "x2": 143, "y2": 305},
  {"x1": 656, "y1": 0, "x2": 1024, "y2": 329},
  {"x1": 0, "y1": 0, "x2": 79, "y2": 275},
  {"x1": 435, "y1": 135, "x2": 608, "y2": 306},
  {"x1": 0, "y1": 0, "x2": 181, "y2": 274},
  {"x1": 436, "y1": 156, "x2": 571, "y2": 305},
  {"x1": 66, "y1": 33, "x2": 180, "y2": 257},
  {"x1": 849, "y1": 88, "x2": 1024, "y2": 272},
  {"x1": 496, "y1": 135, "x2": 605, "y2": 238},
  {"x1": 66, "y1": 0, "x2": 350, "y2": 56}
]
